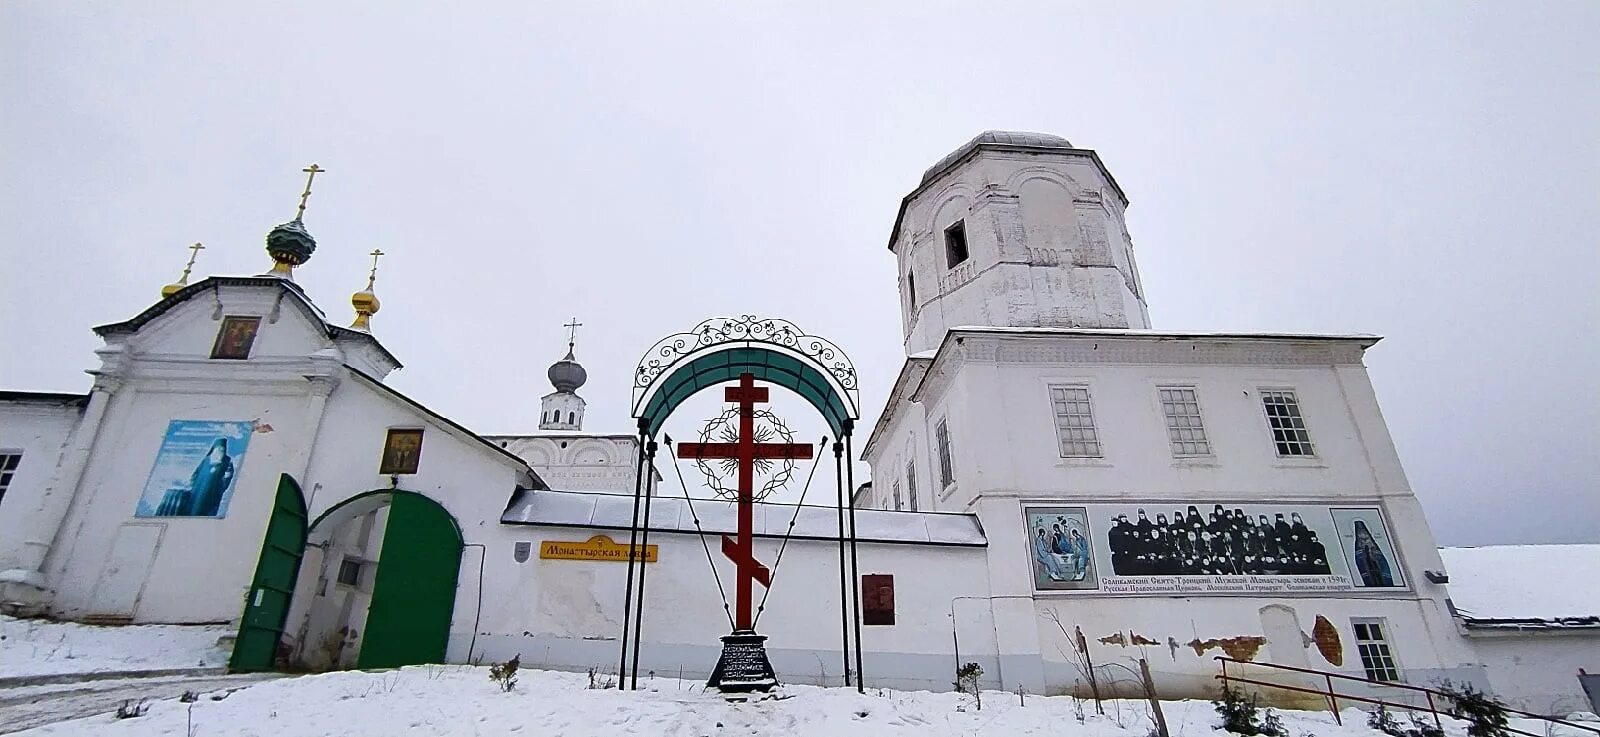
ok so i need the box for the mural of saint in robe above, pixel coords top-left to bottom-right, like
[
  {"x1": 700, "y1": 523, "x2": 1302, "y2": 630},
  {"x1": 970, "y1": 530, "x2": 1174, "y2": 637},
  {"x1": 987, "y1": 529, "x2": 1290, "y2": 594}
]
[{"x1": 136, "y1": 420, "x2": 254, "y2": 518}]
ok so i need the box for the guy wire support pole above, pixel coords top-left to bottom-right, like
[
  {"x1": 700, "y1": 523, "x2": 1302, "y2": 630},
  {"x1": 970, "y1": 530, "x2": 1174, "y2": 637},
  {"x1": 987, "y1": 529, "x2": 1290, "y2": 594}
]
[
  {"x1": 618, "y1": 421, "x2": 648, "y2": 687},
  {"x1": 629, "y1": 439, "x2": 659, "y2": 691},
  {"x1": 833, "y1": 440, "x2": 851, "y2": 687},
  {"x1": 844, "y1": 424, "x2": 865, "y2": 693}
]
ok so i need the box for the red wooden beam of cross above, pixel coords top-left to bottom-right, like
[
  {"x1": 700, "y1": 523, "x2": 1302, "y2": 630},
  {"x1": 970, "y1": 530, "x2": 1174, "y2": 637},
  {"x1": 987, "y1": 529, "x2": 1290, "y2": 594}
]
[{"x1": 676, "y1": 372, "x2": 814, "y2": 631}]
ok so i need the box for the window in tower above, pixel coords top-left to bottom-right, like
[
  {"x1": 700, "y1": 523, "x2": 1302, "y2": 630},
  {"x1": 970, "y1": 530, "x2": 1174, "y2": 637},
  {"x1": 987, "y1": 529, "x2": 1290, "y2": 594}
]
[
  {"x1": 944, "y1": 221, "x2": 969, "y2": 268},
  {"x1": 906, "y1": 272, "x2": 916, "y2": 308},
  {"x1": 567, "y1": 411, "x2": 576, "y2": 424},
  {"x1": 1050, "y1": 385, "x2": 1102, "y2": 457},
  {"x1": 935, "y1": 419, "x2": 955, "y2": 489},
  {"x1": 1158, "y1": 386, "x2": 1211, "y2": 457},
  {"x1": 1260, "y1": 389, "x2": 1315, "y2": 457}
]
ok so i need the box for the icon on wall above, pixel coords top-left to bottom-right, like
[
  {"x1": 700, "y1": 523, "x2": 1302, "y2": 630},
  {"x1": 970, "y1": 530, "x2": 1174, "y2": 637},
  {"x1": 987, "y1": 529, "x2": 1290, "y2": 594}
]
[
  {"x1": 210, "y1": 316, "x2": 262, "y2": 360},
  {"x1": 1024, "y1": 506, "x2": 1097, "y2": 590},
  {"x1": 135, "y1": 420, "x2": 255, "y2": 518},
  {"x1": 380, "y1": 428, "x2": 424, "y2": 475},
  {"x1": 1330, "y1": 508, "x2": 1404, "y2": 588}
]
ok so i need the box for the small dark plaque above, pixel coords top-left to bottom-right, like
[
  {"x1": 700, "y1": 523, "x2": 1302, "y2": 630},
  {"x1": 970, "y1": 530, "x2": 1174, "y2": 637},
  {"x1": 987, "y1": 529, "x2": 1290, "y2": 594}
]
[{"x1": 706, "y1": 630, "x2": 776, "y2": 692}]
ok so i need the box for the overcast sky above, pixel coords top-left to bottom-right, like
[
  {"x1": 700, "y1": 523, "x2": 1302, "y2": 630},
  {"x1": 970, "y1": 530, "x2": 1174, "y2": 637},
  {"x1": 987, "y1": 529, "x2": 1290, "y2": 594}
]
[{"x1": 2, "y1": 2, "x2": 1595, "y2": 546}]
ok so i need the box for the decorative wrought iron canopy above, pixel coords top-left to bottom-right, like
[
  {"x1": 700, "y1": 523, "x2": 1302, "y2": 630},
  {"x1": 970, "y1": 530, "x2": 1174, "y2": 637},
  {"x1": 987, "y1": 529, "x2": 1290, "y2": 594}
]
[{"x1": 631, "y1": 315, "x2": 860, "y2": 438}]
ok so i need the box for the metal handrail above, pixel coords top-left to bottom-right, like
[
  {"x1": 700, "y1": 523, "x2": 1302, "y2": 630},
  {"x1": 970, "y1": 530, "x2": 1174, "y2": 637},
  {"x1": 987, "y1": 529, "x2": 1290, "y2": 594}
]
[{"x1": 1216, "y1": 656, "x2": 1600, "y2": 737}]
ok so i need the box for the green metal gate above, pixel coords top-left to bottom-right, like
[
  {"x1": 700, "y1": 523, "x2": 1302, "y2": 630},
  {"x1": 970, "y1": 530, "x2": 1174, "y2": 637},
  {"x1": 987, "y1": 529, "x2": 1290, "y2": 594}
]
[
  {"x1": 356, "y1": 491, "x2": 463, "y2": 668},
  {"x1": 230, "y1": 473, "x2": 308, "y2": 672}
]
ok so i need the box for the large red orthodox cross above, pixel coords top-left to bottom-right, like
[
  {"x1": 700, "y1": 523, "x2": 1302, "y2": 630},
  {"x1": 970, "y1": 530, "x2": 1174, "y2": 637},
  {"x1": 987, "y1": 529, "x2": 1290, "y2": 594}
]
[{"x1": 676, "y1": 372, "x2": 813, "y2": 631}]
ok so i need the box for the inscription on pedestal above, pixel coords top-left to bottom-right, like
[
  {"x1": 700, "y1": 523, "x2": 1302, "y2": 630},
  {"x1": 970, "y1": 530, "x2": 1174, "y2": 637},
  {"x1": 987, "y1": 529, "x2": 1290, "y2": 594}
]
[{"x1": 707, "y1": 630, "x2": 776, "y2": 692}]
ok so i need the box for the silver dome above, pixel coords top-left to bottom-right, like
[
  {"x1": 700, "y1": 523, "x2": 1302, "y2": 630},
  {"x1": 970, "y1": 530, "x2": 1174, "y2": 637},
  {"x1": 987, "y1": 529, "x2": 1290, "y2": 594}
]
[
  {"x1": 547, "y1": 349, "x2": 587, "y2": 393},
  {"x1": 920, "y1": 130, "x2": 1074, "y2": 186}
]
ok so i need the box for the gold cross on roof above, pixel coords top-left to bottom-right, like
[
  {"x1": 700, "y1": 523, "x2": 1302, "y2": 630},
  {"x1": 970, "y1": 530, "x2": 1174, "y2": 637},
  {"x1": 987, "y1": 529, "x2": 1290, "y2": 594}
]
[{"x1": 294, "y1": 163, "x2": 325, "y2": 220}]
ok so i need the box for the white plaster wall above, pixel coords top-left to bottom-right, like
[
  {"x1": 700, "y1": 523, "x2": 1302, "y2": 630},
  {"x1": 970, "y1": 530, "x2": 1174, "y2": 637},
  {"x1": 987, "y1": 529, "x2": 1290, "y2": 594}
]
[
  {"x1": 469, "y1": 519, "x2": 994, "y2": 691},
  {"x1": 0, "y1": 402, "x2": 81, "y2": 574},
  {"x1": 1467, "y1": 632, "x2": 1600, "y2": 715},
  {"x1": 866, "y1": 333, "x2": 1477, "y2": 697},
  {"x1": 487, "y1": 435, "x2": 640, "y2": 493}
]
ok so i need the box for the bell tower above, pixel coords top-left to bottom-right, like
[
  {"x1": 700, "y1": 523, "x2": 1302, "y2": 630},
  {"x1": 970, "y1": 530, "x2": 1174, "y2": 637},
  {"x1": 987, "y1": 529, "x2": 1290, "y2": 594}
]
[
  {"x1": 540, "y1": 319, "x2": 587, "y2": 431},
  {"x1": 888, "y1": 131, "x2": 1151, "y2": 355}
]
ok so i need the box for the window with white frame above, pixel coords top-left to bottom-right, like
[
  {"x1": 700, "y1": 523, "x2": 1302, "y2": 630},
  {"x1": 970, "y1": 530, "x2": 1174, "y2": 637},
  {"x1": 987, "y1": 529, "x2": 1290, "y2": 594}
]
[
  {"x1": 1050, "y1": 386, "x2": 1102, "y2": 457},
  {"x1": 1352, "y1": 618, "x2": 1402, "y2": 682},
  {"x1": 905, "y1": 461, "x2": 919, "y2": 512},
  {"x1": 934, "y1": 419, "x2": 955, "y2": 488},
  {"x1": 1158, "y1": 387, "x2": 1211, "y2": 456},
  {"x1": 1261, "y1": 390, "x2": 1315, "y2": 457},
  {"x1": 0, "y1": 452, "x2": 19, "y2": 505}
]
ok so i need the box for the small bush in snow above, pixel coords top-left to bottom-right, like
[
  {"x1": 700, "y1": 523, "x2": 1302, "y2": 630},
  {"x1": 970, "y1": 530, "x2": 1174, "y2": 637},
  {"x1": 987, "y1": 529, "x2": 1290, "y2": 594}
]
[
  {"x1": 1369, "y1": 706, "x2": 1445, "y2": 737},
  {"x1": 115, "y1": 699, "x2": 150, "y2": 719},
  {"x1": 1213, "y1": 685, "x2": 1284, "y2": 736},
  {"x1": 489, "y1": 654, "x2": 520, "y2": 692},
  {"x1": 954, "y1": 662, "x2": 984, "y2": 710},
  {"x1": 1441, "y1": 682, "x2": 1510, "y2": 737}
]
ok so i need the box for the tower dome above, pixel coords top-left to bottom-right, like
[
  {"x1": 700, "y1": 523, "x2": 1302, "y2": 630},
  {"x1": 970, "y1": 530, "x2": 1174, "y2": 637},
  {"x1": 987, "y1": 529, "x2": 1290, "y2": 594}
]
[{"x1": 547, "y1": 348, "x2": 587, "y2": 393}]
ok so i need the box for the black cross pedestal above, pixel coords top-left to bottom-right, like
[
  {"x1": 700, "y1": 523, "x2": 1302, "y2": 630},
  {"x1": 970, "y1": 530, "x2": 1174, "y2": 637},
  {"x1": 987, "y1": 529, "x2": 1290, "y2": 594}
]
[{"x1": 706, "y1": 629, "x2": 777, "y2": 692}]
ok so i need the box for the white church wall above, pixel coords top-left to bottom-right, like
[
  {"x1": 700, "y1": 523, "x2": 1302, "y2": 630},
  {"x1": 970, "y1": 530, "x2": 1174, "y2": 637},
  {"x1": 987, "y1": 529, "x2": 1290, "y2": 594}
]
[
  {"x1": 1465, "y1": 631, "x2": 1600, "y2": 715},
  {"x1": 468, "y1": 520, "x2": 994, "y2": 691},
  {"x1": 129, "y1": 285, "x2": 331, "y2": 362},
  {"x1": 0, "y1": 399, "x2": 82, "y2": 587},
  {"x1": 485, "y1": 434, "x2": 640, "y2": 493}
]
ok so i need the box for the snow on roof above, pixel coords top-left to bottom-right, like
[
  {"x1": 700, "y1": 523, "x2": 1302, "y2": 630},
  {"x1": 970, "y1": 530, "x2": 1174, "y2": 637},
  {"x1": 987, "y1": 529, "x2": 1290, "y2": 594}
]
[
  {"x1": 1439, "y1": 544, "x2": 1600, "y2": 628},
  {"x1": 948, "y1": 326, "x2": 1382, "y2": 342},
  {"x1": 500, "y1": 489, "x2": 987, "y2": 547}
]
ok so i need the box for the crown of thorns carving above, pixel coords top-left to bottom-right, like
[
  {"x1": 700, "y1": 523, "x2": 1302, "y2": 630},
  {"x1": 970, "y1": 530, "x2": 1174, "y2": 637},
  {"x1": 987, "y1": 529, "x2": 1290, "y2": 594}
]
[{"x1": 689, "y1": 407, "x2": 798, "y2": 501}]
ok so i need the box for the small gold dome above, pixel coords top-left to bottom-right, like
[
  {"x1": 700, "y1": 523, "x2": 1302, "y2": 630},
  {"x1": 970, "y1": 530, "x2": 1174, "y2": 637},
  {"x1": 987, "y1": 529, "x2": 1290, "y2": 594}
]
[
  {"x1": 351, "y1": 289, "x2": 380, "y2": 330},
  {"x1": 161, "y1": 281, "x2": 187, "y2": 299}
]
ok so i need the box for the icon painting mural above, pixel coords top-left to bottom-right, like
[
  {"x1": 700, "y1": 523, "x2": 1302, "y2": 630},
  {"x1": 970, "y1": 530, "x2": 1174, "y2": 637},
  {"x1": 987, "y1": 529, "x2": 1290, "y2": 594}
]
[
  {"x1": 1024, "y1": 502, "x2": 1403, "y2": 594},
  {"x1": 135, "y1": 420, "x2": 255, "y2": 518}
]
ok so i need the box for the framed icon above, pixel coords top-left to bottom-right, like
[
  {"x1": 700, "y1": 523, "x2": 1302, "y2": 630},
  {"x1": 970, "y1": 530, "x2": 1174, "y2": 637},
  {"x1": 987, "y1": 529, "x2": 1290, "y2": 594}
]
[
  {"x1": 210, "y1": 316, "x2": 262, "y2": 360},
  {"x1": 379, "y1": 428, "x2": 424, "y2": 475}
]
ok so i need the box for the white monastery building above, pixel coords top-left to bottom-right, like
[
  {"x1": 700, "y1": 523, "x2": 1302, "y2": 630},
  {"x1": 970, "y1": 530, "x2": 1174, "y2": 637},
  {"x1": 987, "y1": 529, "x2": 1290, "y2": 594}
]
[{"x1": 0, "y1": 133, "x2": 1593, "y2": 715}]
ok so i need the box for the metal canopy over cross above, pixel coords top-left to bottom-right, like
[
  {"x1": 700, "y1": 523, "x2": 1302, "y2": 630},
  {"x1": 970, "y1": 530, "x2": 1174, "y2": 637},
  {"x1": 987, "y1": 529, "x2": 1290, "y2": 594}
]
[{"x1": 676, "y1": 372, "x2": 814, "y2": 631}]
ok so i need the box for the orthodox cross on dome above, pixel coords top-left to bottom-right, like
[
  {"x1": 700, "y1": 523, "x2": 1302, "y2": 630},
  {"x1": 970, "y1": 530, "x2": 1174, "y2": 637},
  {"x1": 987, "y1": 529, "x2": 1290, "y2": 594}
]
[
  {"x1": 294, "y1": 163, "x2": 325, "y2": 220},
  {"x1": 563, "y1": 317, "x2": 583, "y2": 349},
  {"x1": 676, "y1": 373, "x2": 814, "y2": 632},
  {"x1": 161, "y1": 242, "x2": 206, "y2": 298},
  {"x1": 365, "y1": 248, "x2": 385, "y2": 290}
]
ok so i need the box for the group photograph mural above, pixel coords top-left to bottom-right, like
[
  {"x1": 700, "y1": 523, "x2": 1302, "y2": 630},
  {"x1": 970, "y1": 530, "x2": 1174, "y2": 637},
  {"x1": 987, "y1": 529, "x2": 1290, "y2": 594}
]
[
  {"x1": 135, "y1": 420, "x2": 254, "y2": 518},
  {"x1": 1025, "y1": 502, "x2": 1405, "y2": 594}
]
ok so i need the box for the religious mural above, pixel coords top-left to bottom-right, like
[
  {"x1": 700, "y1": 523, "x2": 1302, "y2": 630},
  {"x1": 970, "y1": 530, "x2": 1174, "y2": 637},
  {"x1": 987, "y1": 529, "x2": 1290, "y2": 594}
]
[
  {"x1": 1025, "y1": 507, "x2": 1097, "y2": 590},
  {"x1": 1024, "y1": 502, "x2": 1403, "y2": 594},
  {"x1": 135, "y1": 420, "x2": 254, "y2": 518},
  {"x1": 1330, "y1": 507, "x2": 1404, "y2": 588}
]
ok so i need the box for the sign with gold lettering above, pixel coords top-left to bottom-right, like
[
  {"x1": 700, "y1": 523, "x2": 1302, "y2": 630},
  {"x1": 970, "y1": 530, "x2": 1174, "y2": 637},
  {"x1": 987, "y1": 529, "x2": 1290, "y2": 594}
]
[{"x1": 539, "y1": 535, "x2": 657, "y2": 563}]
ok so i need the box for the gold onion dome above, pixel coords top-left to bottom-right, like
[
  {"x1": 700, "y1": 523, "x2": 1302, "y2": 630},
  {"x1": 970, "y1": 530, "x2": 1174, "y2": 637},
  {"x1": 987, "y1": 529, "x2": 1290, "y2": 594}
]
[{"x1": 351, "y1": 249, "x2": 384, "y2": 331}]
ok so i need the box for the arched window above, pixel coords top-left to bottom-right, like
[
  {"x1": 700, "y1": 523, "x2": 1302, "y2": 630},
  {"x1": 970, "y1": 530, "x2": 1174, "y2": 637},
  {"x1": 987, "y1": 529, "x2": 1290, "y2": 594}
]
[
  {"x1": 541, "y1": 411, "x2": 548, "y2": 423},
  {"x1": 567, "y1": 411, "x2": 576, "y2": 424}
]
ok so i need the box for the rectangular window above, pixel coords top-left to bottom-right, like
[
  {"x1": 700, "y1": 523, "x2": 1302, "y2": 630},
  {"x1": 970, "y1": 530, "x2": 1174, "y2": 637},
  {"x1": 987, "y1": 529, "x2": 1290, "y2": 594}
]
[
  {"x1": 1352, "y1": 618, "x2": 1402, "y2": 682},
  {"x1": 1158, "y1": 387, "x2": 1211, "y2": 456},
  {"x1": 891, "y1": 480, "x2": 903, "y2": 511},
  {"x1": 935, "y1": 419, "x2": 955, "y2": 488},
  {"x1": 0, "y1": 452, "x2": 20, "y2": 505},
  {"x1": 905, "y1": 462, "x2": 919, "y2": 512},
  {"x1": 379, "y1": 428, "x2": 425, "y2": 475},
  {"x1": 210, "y1": 316, "x2": 262, "y2": 360},
  {"x1": 944, "y1": 221, "x2": 969, "y2": 268},
  {"x1": 862, "y1": 574, "x2": 895, "y2": 625},
  {"x1": 906, "y1": 272, "x2": 917, "y2": 308},
  {"x1": 337, "y1": 557, "x2": 363, "y2": 587},
  {"x1": 1261, "y1": 390, "x2": 1315, "y2": 457},
  {"x1": 1050, "y1": 385, "x2": 1102, "y2": 457}
]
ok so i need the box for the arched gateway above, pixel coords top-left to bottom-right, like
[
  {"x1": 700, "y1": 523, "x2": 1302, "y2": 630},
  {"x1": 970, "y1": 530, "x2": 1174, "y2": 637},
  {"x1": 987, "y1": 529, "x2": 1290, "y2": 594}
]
[{"x1": 620, "y1": 315, "x2": 865, "y2": 692}]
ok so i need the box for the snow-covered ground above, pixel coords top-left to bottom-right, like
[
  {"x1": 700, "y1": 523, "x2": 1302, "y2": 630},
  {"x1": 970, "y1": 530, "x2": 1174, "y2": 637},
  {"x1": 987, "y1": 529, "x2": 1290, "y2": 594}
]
[
  {"x1": 0, "y1": 616, "x2": 231, "y2": 678},
  {"x1": 13, "y1": 665, "x2": 1598, "y2": 737}
]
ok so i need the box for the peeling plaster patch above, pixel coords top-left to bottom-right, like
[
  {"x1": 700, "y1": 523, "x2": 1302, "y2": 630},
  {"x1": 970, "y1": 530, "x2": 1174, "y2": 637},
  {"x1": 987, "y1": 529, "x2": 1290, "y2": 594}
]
[
  {"x1": 1187, "y1": 636, "x2": 1268, "y2": 661},
  {"x1": 1130, "y1": 633, "x2": 1159, "y2": 647},
  {"x1": 1313, "y1": 615, "x2": 1344, "y2": 666},
  {"x1": 1168, "y1": 637, "x2": 1181, "y2": 660},
  {"x1": 1098, "y1": 632, "x2": 1126, "y2": 647},
  {"x1": 252, "y1": 420, "x2": 275, "y2": 433}
]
